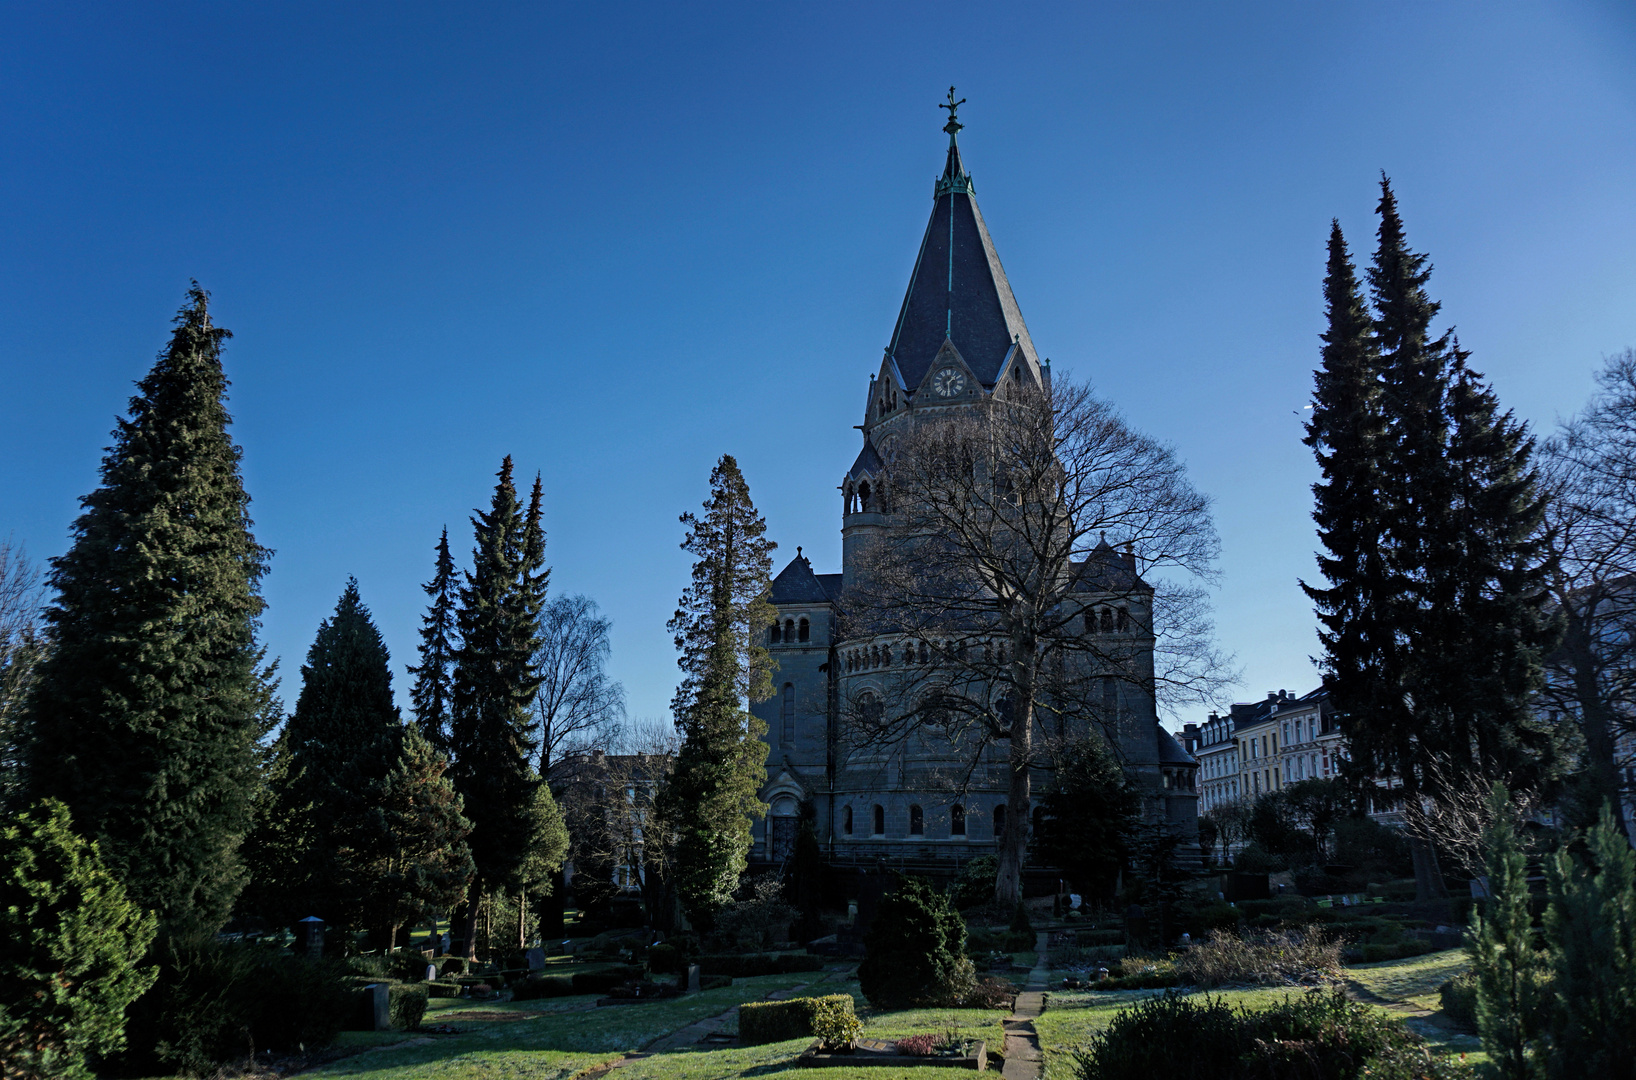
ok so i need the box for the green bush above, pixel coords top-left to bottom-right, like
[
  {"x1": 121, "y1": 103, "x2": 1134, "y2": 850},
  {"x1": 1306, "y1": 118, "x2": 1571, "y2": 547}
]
[
  {"x1": 859, "y1": 875, "x2": 973, "y2": 1008},
  {"x1": 385, "y1": 949, "x2": 433, "y2": 982},
  {"x1": 1439, "y1": 972, "x2": 1477, "y2": 1029},
  {"x1": 426, "y1": 980, "x2": 463, "y2": 998},
  {"x1": 738, "y1": 994, "x2": 857, "y2": 1045},
  {"x1": 952, "y1": 856, "x2": 999, "y2": 909},
  {"x1": 967, "y1": 926, "x2": 1034, "y2": 953},
  {"x1": 0, "y1": 800, "x2": 158, "y2": 1080},
  {"x1": 438, "y1": 957, "x2": 466, "y2": 977},
  {"x1": 810, "y1": 994, "x2": 862, "y2": 1050},
  {"x1": 388, "y1": 984, "x2": 427, "y2": 1029},
  {"x1": 1074, "y1": 988, "x2": 1471, "y2": 1079},
  {"x1": 510, "y1": 975, "x2": 576, "y2": 1000},
  {"x1": 1232, "y1": 843, "x2": 1287, "y2": 875},
  {"x1": 695, "y1": 953, "x2": 824, "y2": 978},
  {"x1": 699, "y1": 973, "x2": 733, "y2": 990},
  {"x1": 647, "y1": 943, "x2": 681, "y2": 974}
]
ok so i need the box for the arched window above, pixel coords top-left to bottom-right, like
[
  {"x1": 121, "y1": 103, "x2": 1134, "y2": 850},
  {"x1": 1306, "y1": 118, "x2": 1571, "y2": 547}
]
[
  {"x1": 993, "y1": 804, "x2": 1006, "y2": 836},
  {"x1": 918, "y1": 641, "x2": 929, "y2": 664},
  {"x1": 770, "y1": 621, "x2": 781, "y2": 643},
  {"x1": 909, "y1": 805, "x2": 924, "y2": 835},
  {"x1": 784, "y1": 618, "x2": 795, "y2": 642},
  {"x1": 1116, "y1": 607, "x2": 1130, "y2": 632},
  {"x1": 843, "y1": 805, "x2": 853, "y2": 835},
  {"x1": 951, "y1": 804, "x2": 966, "y2": 836},
  {"x1": 859, "y1": 692, "x2": 883, "y2": 725},
  {"x1": 872, "y1": 804, "x2": 885, "y2": 836},
  {"x1": 798, "y1": 617, "x2": 810, "y2": 642},
  {"x1": 1084, "y1": 611, "x2": 1097, "y2": 635},
  {"x1": 902, "y1": 642, "x2": 915, "y2": 665},
  {"x1": 1100, "y1": 608, "x2": 1115, "y2": 633},
  {"x1": 870, "y1": 644, "x2": 881, "y2": 668},
  {"x1": 781, "y1": 683, "x2": 795, "y2": 743},
  {"x1": 859, "y1": 481, "x2": 872, "y2": 511}
]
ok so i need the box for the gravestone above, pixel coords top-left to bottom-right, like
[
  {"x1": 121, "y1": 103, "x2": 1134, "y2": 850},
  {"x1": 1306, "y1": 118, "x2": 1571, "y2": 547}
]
[
  {"x1": 686, "y1": 963, "x2": 700, "y2": 992},
  {"x1": 525, "y1": 947, "x2": 545, "y2": 971},
  {"x1": 354, "y1": 983, "x2": 390, "y2": 1031},
  {"x1": 295, "y1": 917, "x2": 325, "y2": 960}
]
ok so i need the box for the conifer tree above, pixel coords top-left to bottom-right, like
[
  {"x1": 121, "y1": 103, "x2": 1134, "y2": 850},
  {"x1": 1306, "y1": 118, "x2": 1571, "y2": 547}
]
[
  {"x1": 408, "y1": 528, "x2": 459, "y2": 758},
  {"x1": 656, "y1": 455, "x2": 775, "y2": 927},
  {"x1": 361, "y1": 721, "x2": 475, "y2": 949},
  {"x1": 25, "y1": 286, "x2": 270, "y2": 934},
  {"x1": 448, "y1": 459, "x2": 566, "y2": 958},
  {"x1": 276, "y1": 579, "x2": 403, "y2": 929},
  {"x1": 1471, "y1": 785, "x2": 1544, "y2": 1080}
]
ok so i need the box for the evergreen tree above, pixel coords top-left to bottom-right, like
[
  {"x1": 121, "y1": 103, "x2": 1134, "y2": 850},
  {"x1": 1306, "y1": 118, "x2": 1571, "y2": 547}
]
[
  {"x1": 1035, "y1": 735, "x2": 1138, "y2": 901},
  {"x1": 407, "y1": 528, "x2": 459, "y2": 759},
  {"x1": 25, "y1": 286, "x2": 270, "y2": 934},
  {"x1": 656, "y1": 455, "x2": 775, "y2": 927},
  {"x1": 0, "y1": 800, "x2": 158, "y2": 1079},
  {"x1": 360, "y1": 721, "x2": 475, "y2": 948},
  {"x1": 448, "y1": 459, "x2": 565, "y2": 958},
  {"x1": 1471, "y1": 785, "x2": 1545, "y2": 1080},
  {"x1": 276, "y1": 579, "x2": 403, "y2": 930}
]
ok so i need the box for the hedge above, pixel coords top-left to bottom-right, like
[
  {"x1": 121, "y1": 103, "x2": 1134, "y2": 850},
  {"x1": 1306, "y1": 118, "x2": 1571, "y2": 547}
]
[
  {"x1": 511, "y1": 975, "x2": 577, "y2": 1000},
  {"x1": 426, "y1": 980, "x2": 463, "y2": 998},
  {"x1": 571, "y1": 965, "x2": 644, "y2": 994},
  {"x1": 388, "y1": 985, "x2": 427, "y2": 1030},
  {"x1": 739, "y1": 995, "x2": 856, "y2": 1046},
  {"x1": 697, "y1": 953, "x2": 824, "y2": 978},
  {"x1": 647, "y1": 943, "x2": 682, "y2": 974}
]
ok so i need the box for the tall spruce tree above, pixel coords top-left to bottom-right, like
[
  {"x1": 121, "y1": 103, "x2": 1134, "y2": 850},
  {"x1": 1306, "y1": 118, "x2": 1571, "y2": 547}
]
[
  {"x1": 408, "y1": 528, "x2": 459, "y2": 758},
  {"x1": 25, "y1": 286, "x2": 270, "y2": 933},
  {"x1": 276, "y1": 579, "x2": 403, "y2": 930},
  {"x1": 656, "y1": 455, "x2": 775, "y2": 928},
  {"x1": 1308, "y1": 180, "x2": 1554, "y2": 900},
  {"x1": 448, "y1": 459, "x2": 565, "y2": 958}
]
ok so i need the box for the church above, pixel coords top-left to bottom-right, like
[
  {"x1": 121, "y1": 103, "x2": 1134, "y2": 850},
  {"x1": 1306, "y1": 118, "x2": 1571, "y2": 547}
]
[{"x1": 747, "y1": 100, "x2": 1198, "y2": 888}]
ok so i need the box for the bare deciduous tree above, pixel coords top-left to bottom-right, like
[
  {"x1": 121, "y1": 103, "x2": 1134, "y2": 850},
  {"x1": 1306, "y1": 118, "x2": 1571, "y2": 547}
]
[
  {"x1": 1399, "y1": 755, "x2": 1540, "y2": 881},
  {"x1": 533, "y1": 594, "x2": 625, "y2": 774},
  {"x1": 1540, "y1": 347, "x2": 1636, "y2": 841},
  {"x1": 842, "y1": 377, "x2": 1232, "y2": 904},
  {"x1": 0, "y1": 538, "x2": 45, "y2": 801}
]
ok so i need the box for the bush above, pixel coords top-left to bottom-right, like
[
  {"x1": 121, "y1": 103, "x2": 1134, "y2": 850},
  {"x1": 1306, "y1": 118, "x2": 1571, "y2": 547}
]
[
  {"x1": 1074, "y1": 988, "x2": 1472, "y2": 1080},
  {"x1": 1439, "y1": 972, "x2": 1477, "y2": 1029},
  {"x1": 1174, "y1": 926, "x2": 1344, "y2": 988},
  {"x1": 1232, "y1": 843, "x2": 1288, "y2": 875},
  {"x1": 426, "y1": 980, "x2": 463, "y2": 998},
  {"x1": 570, "y1": 964, "x2": 644, "y2": 993},
  {"x1": 859, "y1": 875, "x2": 973, "y2": 1008},
  {"x1": 385, "y1": 949, "x2": 433, "y2": 982},
  {"x1": 967, "y1": 926, "x2": 1034, "y2": 953},
  {"x1": 0, "y1": 800, "x2": 159, "y2": 1080},
  {"x1": 388, "y1": 984, "x2": 427, "y2": 1029},
  {"x1": 1076, "y1": 928, "x2": 1128, "y2": 948},
  {"x1": 647, "y1": 943, "x2": 681, "y2": 974},
  {"x1": 952, "y1": 856, "x2": 999, "y2": 909},
  {"x1": 510, "y1": 975, "x2": 576, "y2": 1000},
  {"x1": 738, "y1": 994, "x2": 856, "y2": 1045},
  {"x1": 696, "y1": 953, "x2": 824, "y2": 978},
  {"x1": 1356, "y1": 939, "x2": 1435, "y2": 964},
  {"x1": 810, "y1": 994, "x2": 862, "y2": 1050},
  {"x1": 961, "y1": 976, "x2": 1018, "y2": 1009},
  {"x1": 708, "y1": 875, "x2": 798, "y2": 950},
  {"x1": 438, "y1": 957, "x2": 466, "y2": 977}
]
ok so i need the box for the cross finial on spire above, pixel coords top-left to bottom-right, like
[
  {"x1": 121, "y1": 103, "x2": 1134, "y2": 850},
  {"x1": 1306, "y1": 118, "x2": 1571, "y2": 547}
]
[{"x1": 939, "y1": 86, "x2": 966, "y2": 137}]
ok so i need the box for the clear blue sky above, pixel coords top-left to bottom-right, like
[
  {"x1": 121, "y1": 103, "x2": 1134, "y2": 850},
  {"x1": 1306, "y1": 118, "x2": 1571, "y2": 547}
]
[{"x1": 3, "y1": 2, "x2": 1633, "y2": 729}]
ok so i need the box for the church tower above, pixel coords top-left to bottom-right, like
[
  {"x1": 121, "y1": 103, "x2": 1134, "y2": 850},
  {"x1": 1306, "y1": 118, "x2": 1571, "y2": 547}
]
[{"x1": 751, "y1": 96, "x2": 1197, "y2": 883}]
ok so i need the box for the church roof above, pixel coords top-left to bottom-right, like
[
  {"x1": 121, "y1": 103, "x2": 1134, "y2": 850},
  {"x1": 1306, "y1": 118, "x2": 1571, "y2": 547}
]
[
  {"x1": 887, "y1": 131, "x2": 1040, "y2": 393},
  {"x1": 848, "y1": 438, "x2": 885, "y2": 480},
  {"x1": 1156, "y1": 724, "x2": 1197, "y2": 766},
  {"x1": 1071, "y1": 537, "x2": 1153, "y2": 593},
  {"x1": 768, "y1": 553, "x2": 832, "y2": 605}
]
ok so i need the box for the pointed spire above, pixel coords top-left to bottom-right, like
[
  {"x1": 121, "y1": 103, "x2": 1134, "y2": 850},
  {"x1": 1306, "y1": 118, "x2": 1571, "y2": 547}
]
[{"x1": 936, "y1": 87, "x2": 972, "y2": 196}]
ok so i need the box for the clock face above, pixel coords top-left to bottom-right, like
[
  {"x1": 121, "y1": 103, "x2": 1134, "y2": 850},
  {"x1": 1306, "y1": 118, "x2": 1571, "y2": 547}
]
[{"x1": 932, "y1": 367, "x2": 967, "y2": 397}]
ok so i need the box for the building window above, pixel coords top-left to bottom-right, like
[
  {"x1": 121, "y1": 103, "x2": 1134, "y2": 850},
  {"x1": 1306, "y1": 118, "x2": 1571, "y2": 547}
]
[
  {"x1": 1084, "y1": 611, "x2": 1096, "y2": 635},
  {"x1": 781, "y1": 683, "x2": 795, "y2": 743},
  {"x1": 951, "y1": 804, "x2": 965, "y2": 836},
  {"x1": 1116, "y1": 607, "x2": 1130, "y2": 632},
  {"x1": 844, "y1": 805, "x2": 853, "y2": 835},
  {"x1": 909, "y1": 805, "x2": 924, "y2": 835},
  {"x1": 770, "y1": 621, "x2": 781, "y2": 643},
  {"x1": 1100, "y1": 608, "x2": 1115, "y2": 633},
  {"x1": 872, "y1": 804, "x2": 885, "y2": 836},
  {"x1": 784, "y1": 618, "x2": 795, "y2": 642},
  {"x1": 798, "y1": 617, "x2": 810, "y2": 642},
  {"x1": 993, "y1": 803, "x2": 1006, "y2": 836}
]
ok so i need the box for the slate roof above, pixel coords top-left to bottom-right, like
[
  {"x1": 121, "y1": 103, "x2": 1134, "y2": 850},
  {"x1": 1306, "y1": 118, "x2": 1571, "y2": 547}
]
[
  {"x1": 887, "y1": 135, "x2": 1041, "y2": 393},
  {"x1": 815, "y1": 573, "x2": 843, "y2": 603},
  {"x1": 1157, "y1": 724, "x2": 1198, "y2": 766},
  {"x1": 768, "y1": 554, "x2": 832, "y2": 605},
  {"x1": 1070, "y1": 538, "x2": 1153, "y2": 593},
  {"x1": 848, "y1": 438, "x2": 885, "y2": 480}
]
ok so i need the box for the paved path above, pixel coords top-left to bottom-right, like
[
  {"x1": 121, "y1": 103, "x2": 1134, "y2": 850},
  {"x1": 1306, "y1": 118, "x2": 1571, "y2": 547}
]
[{"x1": 1001, "y1": 932, "x2": 1052, "y2": 1080}]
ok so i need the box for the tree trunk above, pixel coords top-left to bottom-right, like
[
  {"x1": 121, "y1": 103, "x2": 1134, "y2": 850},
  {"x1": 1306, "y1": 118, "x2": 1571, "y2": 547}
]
[
  {"x1": 994, "y1": 652, "x2": 1037, "y2": 907},
  {"x1": 457, "y1": 881, "x2": 482, "y2": 962},
  {"x1": 1409, "y1": 834, "x2": 1449, "y2": 903},
  {"x1": 517, "y1": 891, "x2": 528, "y2": 949},
  {"x1": 1563, "y1": 610, "x2": 1632, "y2": 841}
]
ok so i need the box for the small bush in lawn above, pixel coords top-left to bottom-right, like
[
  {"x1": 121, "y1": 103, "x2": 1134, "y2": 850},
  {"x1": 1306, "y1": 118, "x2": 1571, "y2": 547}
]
[
  {"x1": 810, "y1": 994, "x2": 862, "y2": 1051},
  {"x1": 739, "y1": 995, "x2": 856, "y2": 1045},
  {"x1": 426, "y1": 980, "x2": 463, "y2": 998},
  {"x1": 1174, "y1": 925, "x2": 1343, "y2": 988},
  {"x1": 1438, "y1": 971, "x2": 1477, "y2": 1029},
  {"x1": 388, "y1": 984, "x2": 427, "y2": 1029},
  {"x1": 960, "y1": 976, "x2": 1018, "y2": 1009},
  {"x1": 860, "y1": 875, "x2": 973, "y2": 1008}
]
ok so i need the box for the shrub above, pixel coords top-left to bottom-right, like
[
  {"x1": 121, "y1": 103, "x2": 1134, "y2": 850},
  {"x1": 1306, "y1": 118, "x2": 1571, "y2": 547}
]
[
  {"x1": 739, "y1": 994, "x2": 856, "y2": 1045},
  {"x1": 647, "y1": 943, "x2": 681, "y2": 974},
  {"x1": 859, "y1": 875, "x2": 972, "y2": 1008},
  {"x1": 708, "y1": 875, "x2": 798, "y2": 950},
  {"x1": 810, "y1": 994, "x2": 862, "y2": 1050},
  {"x1": 1074, "y1": 988, "x2": 1471, "y2": 1080},
  {"x1": 1174, "y1": 926, "x2": 1344, "y2": 988},
  {"x1": 699, "y1": 974, "x2": 733, "y2": 990},
  {"x1": 426, "y1": 980, "x2": 463, "y2": 998},
  {"x1": 1439, "y1": 972, "x2": 1477, "y2": 1029},
  {"x1": 967, "y1": 926, "x2": 1034, "y2": 953},
  {"x1": 388, "y1": 984, "x2": 427, "y2": 1029},
  {"x1": 1356, "y1": 939, "x2": 1435, "y2": 964},
  {"x1": 385, "y1": 949, "x2": 433, "y2": 982},
  {"x1": 0, "y1": 800, "x2": 158, "y2": 1080},
  {"x1": 438, "y1": 957, "x2": 466, "y2": 977},
  {"x1": 1233, "y1": 843, "x2": 1287, "y2": 875},
  {"x1": 952, "y1": 856, "x2": 999, "y2": 909},
  {"x1": 570, "y1": 965, "x2": 644, "y2": 993},
  {"x1": 510, "y1": 975, "x2": 575, "y2": 1000},
  {"x1": 897, "y1": 1032, "x2": 938, "y2": 1055},
  {"x1": 696, "y1": 953, "x2": 824, "y2": 978},
  {"x1": 961, "y1": 976, "x2": 1018, "y2": 1009}
]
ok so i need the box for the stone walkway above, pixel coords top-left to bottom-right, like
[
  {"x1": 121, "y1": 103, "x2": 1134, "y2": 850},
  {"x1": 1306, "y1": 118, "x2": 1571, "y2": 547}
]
[{"x1": 1001, "y1": 932, "x2": 1051, "y2": 1080}]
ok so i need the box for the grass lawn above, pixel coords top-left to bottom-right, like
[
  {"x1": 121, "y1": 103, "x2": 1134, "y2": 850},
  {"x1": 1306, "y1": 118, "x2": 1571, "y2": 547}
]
[{"x1": 1033, "y1": 950, "x2": 1483, "y2": 1080}]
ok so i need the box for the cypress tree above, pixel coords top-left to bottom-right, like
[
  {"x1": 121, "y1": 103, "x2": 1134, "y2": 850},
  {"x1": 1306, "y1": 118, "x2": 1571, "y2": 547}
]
[
  {"x1": 448, "y1": 459, "x2": 565, "y2": 958},
  {"x1": 277, "y1": 578, "x2": 403, "y2": 930},
  {"x1": 25, "y1": 285, "x2": 270, "y2": 934},
  {"x1": 407, "y1": 528, "x2": 459, "y2": 759},
  {"x1": 656, "y1": 455, "x2": 775, "y2": 928}
]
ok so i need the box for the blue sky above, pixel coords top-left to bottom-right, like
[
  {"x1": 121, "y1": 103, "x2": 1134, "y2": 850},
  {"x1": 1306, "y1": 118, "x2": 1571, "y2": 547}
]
[{"x1": 3, "y1": 2, "x2": 1634, "y2": 729}]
